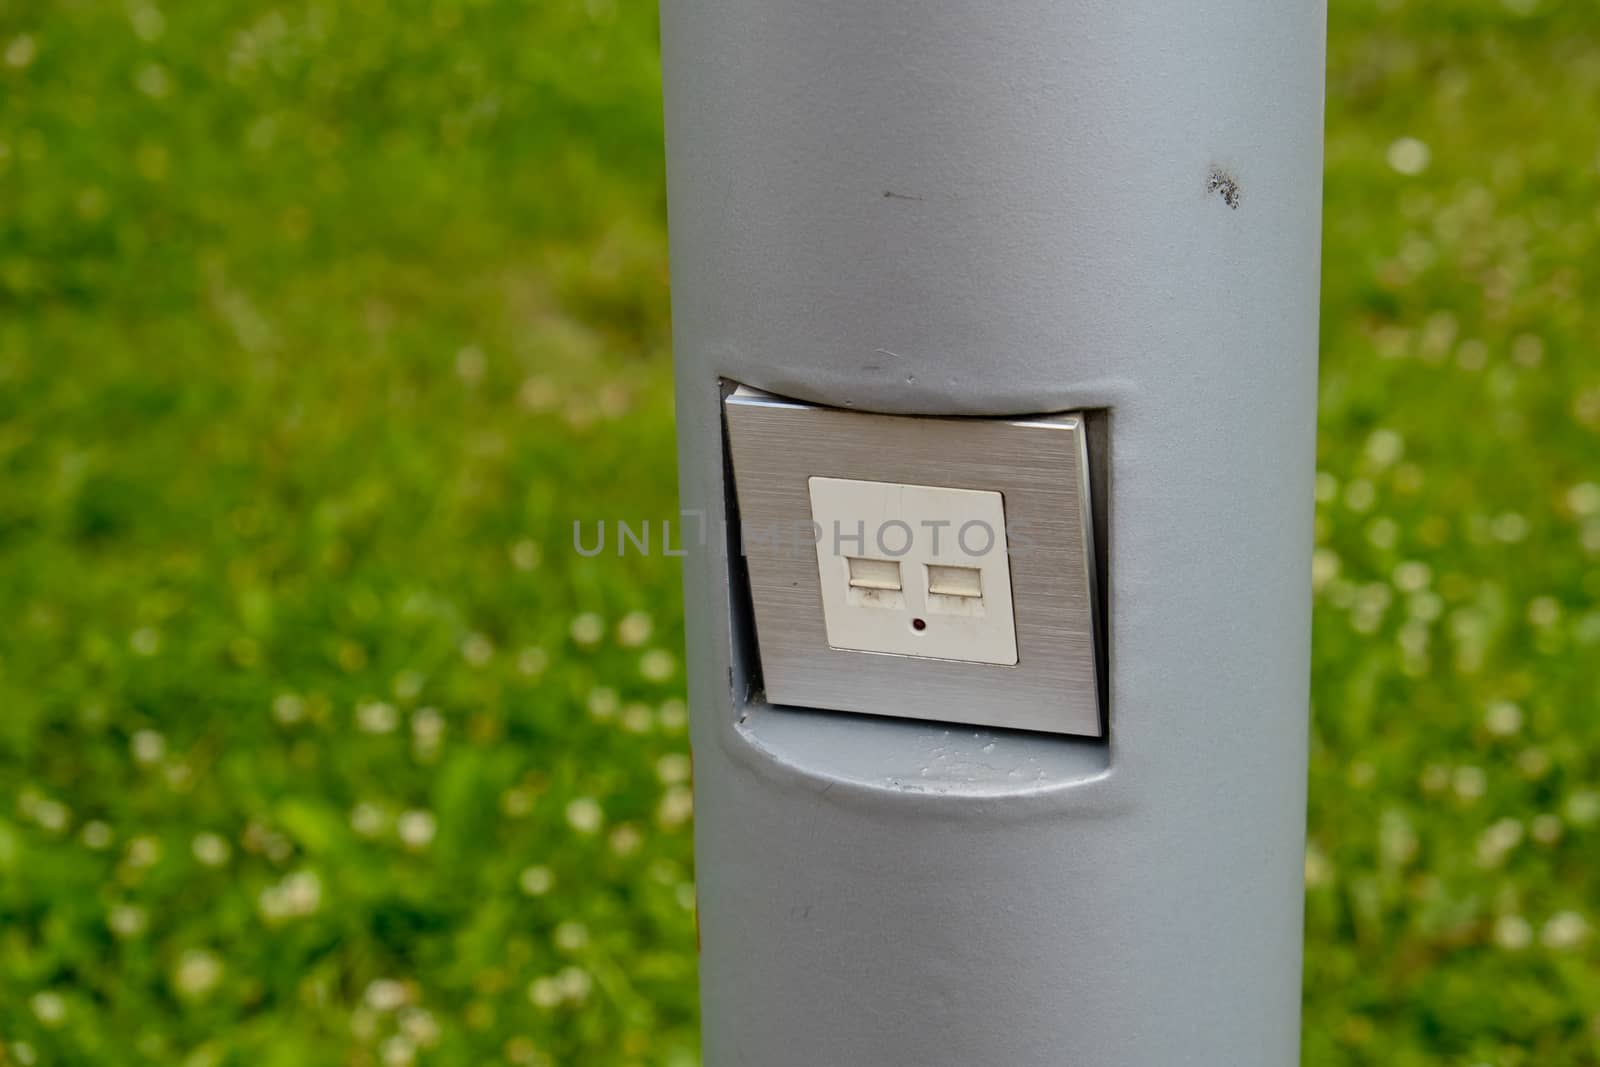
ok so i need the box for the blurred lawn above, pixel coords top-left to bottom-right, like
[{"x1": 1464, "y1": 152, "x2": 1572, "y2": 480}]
[{"x1": 1, "y1": 0, "x2": 1597, "y2": 1064}]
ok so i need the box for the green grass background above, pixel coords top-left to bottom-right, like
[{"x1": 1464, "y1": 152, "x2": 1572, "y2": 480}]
[{"x1": 1, "y1": 0, "x2": 1597, "y2": 1063}]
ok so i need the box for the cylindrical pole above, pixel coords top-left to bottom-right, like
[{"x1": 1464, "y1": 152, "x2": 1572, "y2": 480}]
[{"x1": 661, "y1": 0, "x2": 1326, "y2": 1062}]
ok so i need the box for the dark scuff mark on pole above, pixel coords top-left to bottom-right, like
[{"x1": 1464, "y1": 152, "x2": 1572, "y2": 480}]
[{"x1": 1207, "y1": 167, "x2": 1241, "y2": 209}]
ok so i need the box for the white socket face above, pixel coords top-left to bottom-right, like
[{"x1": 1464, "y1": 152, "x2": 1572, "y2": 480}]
[{"x1": 807, "y1": 477, "x2": 1018, "y2": 665}]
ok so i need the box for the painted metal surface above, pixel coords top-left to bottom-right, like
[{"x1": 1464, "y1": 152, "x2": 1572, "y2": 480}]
[{"x1": 660, "y1": 0, "x2": 1326, "y2": 1061}]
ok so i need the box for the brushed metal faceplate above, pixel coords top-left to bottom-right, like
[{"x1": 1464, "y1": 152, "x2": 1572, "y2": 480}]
[{"x1": 724, "y1": 387, "x2": 1102, "y2": 737}]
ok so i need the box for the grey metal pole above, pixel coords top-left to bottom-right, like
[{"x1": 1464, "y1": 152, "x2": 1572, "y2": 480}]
[{"x1": 661, "y1": 0, "x2": 1326, "y2": 1062}]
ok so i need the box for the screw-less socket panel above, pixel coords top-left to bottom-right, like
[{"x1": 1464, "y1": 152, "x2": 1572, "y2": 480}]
[
  {"x1": 808, "y1": 476, "x2": 1019, "y2": 665},
  {"x1": 725, "y1": 386, "x2": 1101, "y2": 737}
]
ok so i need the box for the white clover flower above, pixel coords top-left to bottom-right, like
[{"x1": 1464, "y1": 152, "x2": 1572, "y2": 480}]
[
  {"x1": 554, "y1": 921, "x2": 589, "y2": 952},
  {"x1": 364, "y1": 979, "x2": 410, "y2": 1013},
  {"x1": 1452, "y1": 766, "x2": 1486, "y2": 801},
  {"x1": 381, "y1": 1035, "x2": 416, "y2": 1067},
  {"x1": 569, "y1": 613, "x2": 605, "y2": 647},
  {"x1": 616, "y1": 611, "x2": 653, "y2": 647},
  {"x1": 657, "y1": 786, "x2": 694, "y2": 829},
  {"x1": 596, "y1": 383, "x2": 630, "y2": 419},
  {"x1": 510, "y1": 539, "x2": 542, "y2": 571},
  {"x1": 1493, "y1": 914, "x2": 1532, "y2": 950},
  {"x1": 173, "y1": 949, "x2": 223, "y2": 1000},
  {"x1": 454, "y1": 344, "x2": 487, "y2": 386},
  {"x1": 1455, "y1": 339, "x2": 1488, "y2": 370},
  {"x1": 1313, "y1": 471, "x2": 1339, "y2": 503},
  {"x1": 400, "y1": 1007, "x2": 441, "y2": 1048},
  {"x1": 1386, "y1": 137, "x2": 1430, "y2": 176},
  {"x1": 397, "y1": 810, "x2": 436, "y2": 850},
  {"x1": 30, "y1": 991, "x2": 66, "y2": 1027},
  {"x1": 1392, "y1": 560, "x2": 1431, "y2": 593},
  {"x1": 518, "y1": 866, "x2": 554, "y2": 897},
  {"x1": 357, "y1": 701, "x2": 399, "y2": 734},
  {"x1": 1407, "y1": 591, "x2": 1443, "y2": 622},
  {"x1": 461, "y1": 632, "x2": 494, "y2": 666},
  {"x1": 81, "y1": 820, "x2": 114, "y2": 850},
  {"x1": 1531, "y1": 813, "x2": 1563, "y2": 845},
  {"x1": 1364, "y1": 428, "x2": 1404, "y2": 468},
  {"x1": 192, "y1": 832, "x2": 231, "y2": 867},
  {"x1": 242, "y1": 822, "x2": 291, "y2": 862},
  {"x1": 411, "y1": 707, "x2": 445, "y2": 753},
  {"x1": 1565, "y1": 790, "x2": 1600, "y2": 827},
  {"x1": 554, "y1": 966, "x2": 591, "y2": 1003},
  {"x1": 609, "y1": 824, "x2": 643, "y2": 856},
  {"x1": 351, "y1": 802, "x2": 387, "y2": 838},
  {"x1": 658, "y1": 699, "x2": 687, "y2": 732},
  {"x1": 1397, "y1": 619, "x2": 1430, "y2": 659},
  {"x1": 5, "y1": 34, "x2": 39, "y2": 70},
  {"x1": 519, "y1": 377, "x2": 558, "y2": 412},
  {"x1": 109, "y1": 904, "x2": 148, "y2": 939},
  {"x1": 516, "y1": 647, "x2": 549, "y2": 677},
  {"x1": 1303, "y1": 844, "x2": 1333, "y2": 889},
  {"x1": 393, "y1": 1011, "x2": 438, "y2": 1049},
  {"x1": 1566, "y1": 482, "x2": 1600, "y2": 517},
  {"x1": 565, "y1": 798, "x2": 603, "y2": 835},
  {"x1": 1344, "y1": 479, "x2": 1376, "y2": 512},
  {"x1": 1511, "y1": 334, "x2": 1545, "y2": 367},
  {"x1": 135, "y1": 63, "x2": 171, "y2": 98},
  {"x1": 163, "y1": 760, "x2": 194, "y2": 793},
  {"x1": 1484, "y1": 701, "x2": 1523, "y2": 737},
  {"x1": 1421, "y1": 313, "x2": 1457, "y2": 359},
  {"x1": 257, "y1": 885, "x2": 289, "y2": 922},
  {"x1": 1581, "y1": 520, "x2": 1600, "y2": 553},
  {"x1": 1393, "y1": 463, "x2": 1424, "y2": 493},
  {"x1": 281, "y1": 869, "x2": 322, "y2": 916},
  {"x1": 640, "y1": 649, "x2": 676, "y2": 682},
  {"x1": 1350, "y1": 584, "x2": 1391, "y2": 635},
  {"x1": 272, "y1": 693, "x2": 306, "y2": 725},
  {"x1": 527, "y1": 977, "x2": 561, "y2": 1009},
  {"x1": 1517, "y1": 747, "x2": 1551, "y2": 779},
  {"x1": 129, "y1": 5, "x2": 165, "y2": 42},
  {"x1": 1541, "y1": 911, "x2": 1590, "y2": 950},
  {"x1": 1311, "y1": 548, "x2": 1341, "y2": 591},
  {"x1": 131, "y1": 729, "x2": 166, "y2": 765},
  {"x1": 656, "y1": 754, "x2": 692, "y2": 785},
  {"x1": 126, "y1": 835, "x2": 162, "y2": 869},
  {"x1": 621, "y1": 703, "x2": 653, "y2": 733},
  {"x1": 30, "y1": 797, "x2": 69, "y2": 833},
  {"x1": 1527, "y1": 597, "x2": 1560, "y2": 627},
  {"x1": 1379, "y1": 810, "x2": 1418, "y2": 866},
  {"x1": 1491, "y1": 512, "x2": 1529, "y2": 543},
  {"x1": 586, "y1": 688, "x2": 619, "y2": 721},
  {"x1": 1476, "y1": 818, "x2": 1524, "y2": 868}
]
